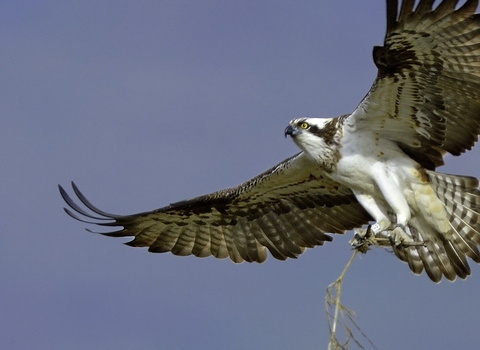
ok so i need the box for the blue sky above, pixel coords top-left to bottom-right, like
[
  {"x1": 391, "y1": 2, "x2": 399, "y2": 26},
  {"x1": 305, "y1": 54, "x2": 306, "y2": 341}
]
[{"x1": 2, "y1": 1, "x2": 480, "y2": 349}]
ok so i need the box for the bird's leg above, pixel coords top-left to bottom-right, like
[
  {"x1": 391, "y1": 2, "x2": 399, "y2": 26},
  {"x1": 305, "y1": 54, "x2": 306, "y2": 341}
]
[
  {"x1": 364, "y1": 164, "x2": 417, "y2": 245},
  {"x1": 348, "y1": 191, "x2": 395, "y2": 252},
  {"x1": 349, "y1": 187, "x2": 424, "y2": 250}
]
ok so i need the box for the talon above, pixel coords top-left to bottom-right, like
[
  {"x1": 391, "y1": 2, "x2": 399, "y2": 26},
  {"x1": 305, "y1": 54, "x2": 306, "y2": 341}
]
[
  {"x1": 388, "y1": 224, "x2": 422, "y2": 247},
  {"x1": 349, "y1": 225, "x2": 373, "y2": 253},
  {"x1": 349, "y1": 225, "x2": 371, "y2": 244},
  {"x1": 352, "y1": 223, "x2": 426, "y2": 251},
  {"x1": 388, "y1": 235, "x2": 396, "y2": 246}
]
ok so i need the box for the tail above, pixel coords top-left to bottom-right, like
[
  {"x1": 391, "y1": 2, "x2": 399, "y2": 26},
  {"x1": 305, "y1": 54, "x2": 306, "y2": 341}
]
[{"x1": 393, "y1": 171, "x2": 480, "y2": 282}]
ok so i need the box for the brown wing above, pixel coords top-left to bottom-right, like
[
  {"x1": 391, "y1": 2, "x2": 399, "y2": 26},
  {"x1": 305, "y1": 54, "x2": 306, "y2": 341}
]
[
  {"x1": 60, "y1": 153, "x2": 371, "y2": 263},
  {"x1": 349, "y1": 0, "x2": 480, "y2": 170}
]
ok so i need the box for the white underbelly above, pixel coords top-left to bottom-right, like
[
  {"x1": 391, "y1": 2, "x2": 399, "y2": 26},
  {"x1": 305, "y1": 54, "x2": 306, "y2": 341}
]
[{"x1": 329, "y1": 136, "x2": 426, "y2": 208}]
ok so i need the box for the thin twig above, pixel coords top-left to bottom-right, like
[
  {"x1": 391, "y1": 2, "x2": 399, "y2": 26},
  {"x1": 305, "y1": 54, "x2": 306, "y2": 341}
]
[
  {"x1": 325, "y1": 250, "x2": 378, "y2": 350},
  {"x1": 326, "y1": 250, "x2": 358, "y2": 350}
]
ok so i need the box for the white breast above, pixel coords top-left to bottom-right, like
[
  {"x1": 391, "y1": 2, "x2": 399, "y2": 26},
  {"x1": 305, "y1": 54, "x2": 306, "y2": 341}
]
[{"x1": 331, "y1": 129, "x2": 421, "y2": 196}]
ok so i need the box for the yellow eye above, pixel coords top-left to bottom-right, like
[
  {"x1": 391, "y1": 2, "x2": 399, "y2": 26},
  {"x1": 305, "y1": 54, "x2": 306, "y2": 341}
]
[{"x1": 300, "y1": 122, "x2": 309, "y2": 129}]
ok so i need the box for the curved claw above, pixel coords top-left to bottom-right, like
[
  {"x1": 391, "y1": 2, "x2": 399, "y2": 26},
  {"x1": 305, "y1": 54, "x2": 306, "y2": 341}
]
[
  {"x1": 389, "y1": 224, "x2": 414, "y2": 247},
  {"x1": 349, "y1": 225, "x2": 373, "y2": 253}
]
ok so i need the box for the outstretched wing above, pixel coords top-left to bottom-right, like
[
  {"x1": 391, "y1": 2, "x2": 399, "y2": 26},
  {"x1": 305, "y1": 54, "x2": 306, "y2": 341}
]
[
  {"x1": 349, "y1": 0, "x2": 480, "y2": 170},
  {"x1": 60, "y1": 153, "x2": 371, "y2": 263}
]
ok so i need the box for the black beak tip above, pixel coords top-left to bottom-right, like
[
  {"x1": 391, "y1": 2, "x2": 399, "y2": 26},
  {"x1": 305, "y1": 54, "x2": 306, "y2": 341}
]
[{"x1": 284, "y1": 125, "x2": 295, "y2": 138}]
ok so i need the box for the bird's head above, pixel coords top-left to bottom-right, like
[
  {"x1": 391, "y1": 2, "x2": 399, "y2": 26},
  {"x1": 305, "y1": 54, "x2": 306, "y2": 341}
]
[{"x1": 285, "y1": 117, "x2": 339, "y2": 163}]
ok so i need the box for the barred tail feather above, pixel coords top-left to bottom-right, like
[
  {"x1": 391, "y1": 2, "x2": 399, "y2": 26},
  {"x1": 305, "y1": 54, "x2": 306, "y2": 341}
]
[
  {"x1": 394, "y1": 171, "x2": 480, "y2": 282},
  {"x1": 408, "y1": 218, "x2": 459, "y2": 282},
  {"x1": 429, "y1": 171, "x2": 480, "y2": 259}
]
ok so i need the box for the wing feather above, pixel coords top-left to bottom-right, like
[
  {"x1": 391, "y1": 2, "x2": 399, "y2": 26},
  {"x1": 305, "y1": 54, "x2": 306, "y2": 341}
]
[
  {"x1": 434, "y1": 0, "x2": 461, "y2": 18},
  {"x1": 416, "y1": 0, "x2": 437, "y2": 15},
  {"x1": 60, "y1": 153, "x2": 372, "y2": 262},
  {"x1": 398, "y1": 0, "x2": 415, "y2": 23},
  {"x1": 349, "y1": 0, "x2": 480, "y2": 170}
]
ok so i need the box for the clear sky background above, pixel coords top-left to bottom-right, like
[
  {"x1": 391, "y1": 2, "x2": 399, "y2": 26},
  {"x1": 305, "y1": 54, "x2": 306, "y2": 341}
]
[{"x1": 2, "y1": 1, "x2": 480, "y2": 349}]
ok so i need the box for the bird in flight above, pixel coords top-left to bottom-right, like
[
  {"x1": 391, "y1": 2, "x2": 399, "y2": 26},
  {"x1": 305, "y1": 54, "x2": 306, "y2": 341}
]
[{"x1": 60, "y1": 0, "x2": 480, "y2": 283}]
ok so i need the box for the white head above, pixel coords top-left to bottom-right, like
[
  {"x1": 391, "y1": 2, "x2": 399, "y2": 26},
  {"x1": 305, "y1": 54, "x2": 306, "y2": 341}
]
[{"x1": 285, "y1": 117, "x2": 340, "y2": 168}]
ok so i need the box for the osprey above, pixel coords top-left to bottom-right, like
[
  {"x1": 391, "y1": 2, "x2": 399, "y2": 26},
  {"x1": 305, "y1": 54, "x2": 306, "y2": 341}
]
[{"x1": 60, "y1": 0, "x2": 480, "y2": 283}]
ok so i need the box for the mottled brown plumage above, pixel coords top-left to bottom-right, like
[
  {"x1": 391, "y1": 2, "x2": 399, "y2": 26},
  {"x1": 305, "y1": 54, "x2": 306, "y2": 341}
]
[
  {"x1": 61, "y1": 0, "x2": 480, "y2": 282},
  {"x1": 360, "y1": 0, "x2": 480, "y2": 170},
  {"x1": 60, "y1": 153, "x2": 371, "y2": 263}
]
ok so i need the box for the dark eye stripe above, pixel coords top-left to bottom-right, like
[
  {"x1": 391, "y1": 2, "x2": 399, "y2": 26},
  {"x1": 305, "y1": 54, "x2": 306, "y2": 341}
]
[{"x1": 308, "y1": 125, "x2": 321, "y2": 135}]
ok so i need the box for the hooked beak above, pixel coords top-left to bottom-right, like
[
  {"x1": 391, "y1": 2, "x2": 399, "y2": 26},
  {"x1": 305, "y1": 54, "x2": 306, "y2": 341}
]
[{"x1": 284, "y1": 124, "x2": 300, "y2": 138}]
